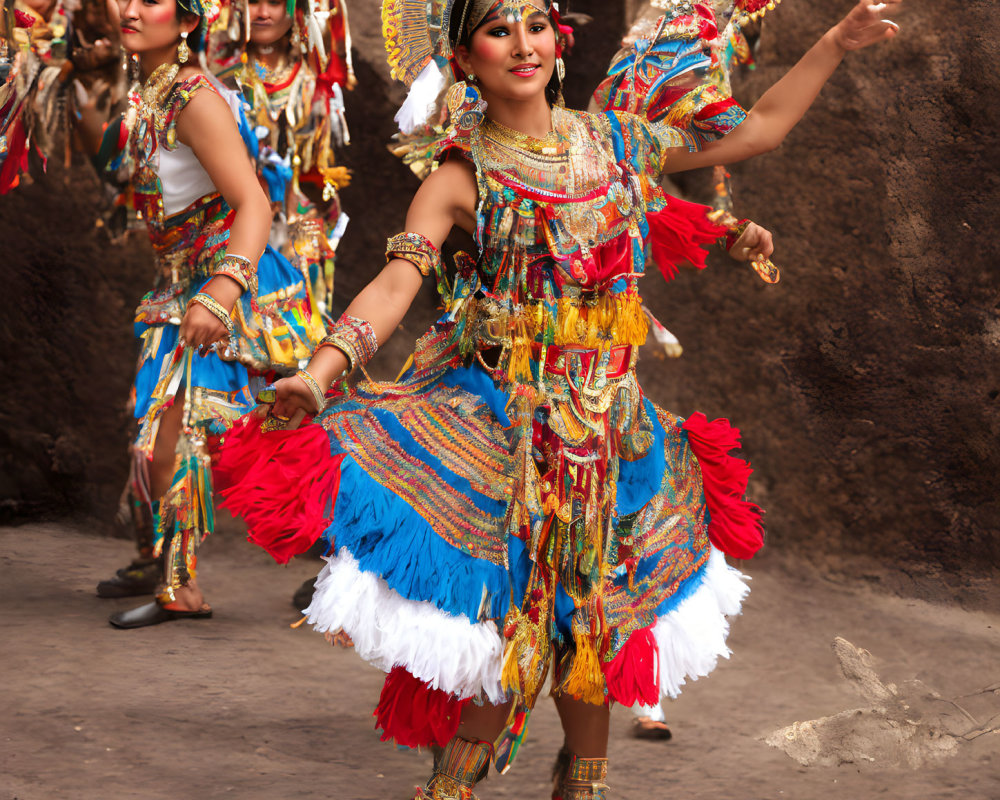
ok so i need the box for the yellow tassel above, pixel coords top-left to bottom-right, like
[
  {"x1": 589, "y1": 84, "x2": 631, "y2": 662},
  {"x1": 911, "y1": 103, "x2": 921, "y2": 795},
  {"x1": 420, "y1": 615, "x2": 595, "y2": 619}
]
[
  {"x1": 500, "y1": 638, "x2": 523, "y2": 694},
  {"x1": 507, "y1": 318, "x2": 533, "y2": 383},
  {"x1": 559, "y1": 303, "x2": 580, "y2": 344},
  {"x1": 563, "y1": 634, "x2": 606, "y2": 705},
  {"x1": 616, "y1": 298, "x2": 649, "y2": 346},
  {"x1": 599, "y1": 297, "x2": 614, "y2": 330}
]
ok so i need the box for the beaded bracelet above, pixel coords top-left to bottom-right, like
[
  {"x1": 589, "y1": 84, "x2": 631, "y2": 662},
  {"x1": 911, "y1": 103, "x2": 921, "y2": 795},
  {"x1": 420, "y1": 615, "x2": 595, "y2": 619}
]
[
  {"x1": 317, "y1": 313, "x2": 378, "y2": 373},
  {"x1": 188, "y1": 292, "x2": 234, "y2": 336},
  {"x1": 723, "y1": 218, "x2": 750, "y2": 251},
  {"x1": 386, "y1": 232, "x2": 441, "y2": 279},
  {"x1": 213, "y1": 253, "x2": 258, "y2": 297},
  {"x1": 295, "y1": 369, "x2": 326, "y2": 413}
]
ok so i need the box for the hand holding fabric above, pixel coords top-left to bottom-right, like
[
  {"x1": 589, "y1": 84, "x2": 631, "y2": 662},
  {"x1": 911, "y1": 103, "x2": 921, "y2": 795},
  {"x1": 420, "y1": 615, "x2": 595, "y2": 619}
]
[{"x1": 254, "y1": 377, "x2": 314, "y2": 431}]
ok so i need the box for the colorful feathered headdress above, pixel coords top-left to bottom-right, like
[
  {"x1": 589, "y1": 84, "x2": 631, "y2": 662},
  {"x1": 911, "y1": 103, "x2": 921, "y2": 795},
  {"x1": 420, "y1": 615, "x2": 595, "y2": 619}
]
[{"x1": 382, "y1": 0, "x2": 568, "y2": 134}]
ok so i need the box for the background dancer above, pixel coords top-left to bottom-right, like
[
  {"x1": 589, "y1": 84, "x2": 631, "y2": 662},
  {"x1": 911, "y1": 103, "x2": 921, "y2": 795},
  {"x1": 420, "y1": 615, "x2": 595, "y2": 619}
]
[
  {"x1": 216, "y1": 0, "x2": 901, "y2": 797},
  {"x1": 244, "y1": 0, "x2": 354, "y2": 315},
  {"x1": 86, "y1": 0, "x2": 329, "y2": 627}
]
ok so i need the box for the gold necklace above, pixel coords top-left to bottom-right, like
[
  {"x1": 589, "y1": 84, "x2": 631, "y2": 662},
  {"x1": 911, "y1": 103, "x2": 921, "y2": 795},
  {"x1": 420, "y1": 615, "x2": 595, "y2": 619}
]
[
  {"x1": 124, "y1": 60, "x2": 180, "y2": 143},
  {"x1": 141, "y1": 62, "x2": 180, "y2": 109},
  {"x1": 131, "y1": 61, "x2": 180, "y2": 132},
  {"x1": 481, "y1": 114, "x2": 562, "y2": 157},
  {"x1": 249, "y1": 51, "x2": 296, "y2": 86}
]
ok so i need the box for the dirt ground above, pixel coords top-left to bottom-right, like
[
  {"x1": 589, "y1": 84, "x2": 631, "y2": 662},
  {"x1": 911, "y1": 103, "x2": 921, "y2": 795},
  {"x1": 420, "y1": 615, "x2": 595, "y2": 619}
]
[{"x1": 2, "y1": 522, "x2": 997, "y2": 800}]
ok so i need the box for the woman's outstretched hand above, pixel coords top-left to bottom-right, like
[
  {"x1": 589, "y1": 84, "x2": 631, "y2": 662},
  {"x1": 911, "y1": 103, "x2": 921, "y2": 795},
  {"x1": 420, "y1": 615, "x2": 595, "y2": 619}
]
[
  {"x1": 728, "y1": 221, "x2": 775, "y2": 263},
  {"x1": 832, "y1": 1, "x2": 901, "y2": 52},
  {"x1": 255, "y1": 374, "x2": 317, "y2": 430}
]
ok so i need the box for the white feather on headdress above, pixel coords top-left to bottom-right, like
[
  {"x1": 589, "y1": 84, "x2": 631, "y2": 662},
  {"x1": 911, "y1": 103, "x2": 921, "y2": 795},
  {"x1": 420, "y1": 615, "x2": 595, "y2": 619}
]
[{"x1": 394, "y1": 60, "x2": 446, "y2": 134}]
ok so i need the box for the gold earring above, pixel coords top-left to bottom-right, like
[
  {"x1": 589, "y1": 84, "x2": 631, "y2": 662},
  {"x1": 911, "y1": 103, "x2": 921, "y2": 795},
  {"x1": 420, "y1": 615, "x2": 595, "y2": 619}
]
[
  {"x1": 556, "y1": 57, "x2": 565, "y2": 83},
  {"x1": 177, "y1": 31, "x2": 190, "y2": 64},
  {"x1": 446, "y1": 80, "x2": 486, "y2": 134},
  {"x1": 467, "y1": 72, "x2": 476, "y2": 82}
]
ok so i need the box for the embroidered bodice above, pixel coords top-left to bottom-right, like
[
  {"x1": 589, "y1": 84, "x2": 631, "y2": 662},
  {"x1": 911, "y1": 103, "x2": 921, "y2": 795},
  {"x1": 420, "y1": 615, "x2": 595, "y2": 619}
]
[
  {"x1": 128, "y1": 74, "x2": 247, "y2": 221},
  {"x1": 423, "y1": 107, "x2": 674, "y2": 394}
]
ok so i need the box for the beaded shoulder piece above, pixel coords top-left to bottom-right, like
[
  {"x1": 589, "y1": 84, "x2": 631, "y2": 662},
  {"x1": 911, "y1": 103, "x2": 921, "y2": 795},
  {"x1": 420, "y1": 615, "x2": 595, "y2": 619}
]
[
  {"x1": 160, "y1": 75, "x2": 219, "y2": 151},
  {"x1": 128, "y1": 73, "x2": 219, "y2": 225}
]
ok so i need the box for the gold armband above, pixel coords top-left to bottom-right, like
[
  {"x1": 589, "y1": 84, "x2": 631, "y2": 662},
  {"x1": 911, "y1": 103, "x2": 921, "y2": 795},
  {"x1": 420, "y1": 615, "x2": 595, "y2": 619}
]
[{"x1": 386, "y1": 232, "x2": 441, "y2": 278}]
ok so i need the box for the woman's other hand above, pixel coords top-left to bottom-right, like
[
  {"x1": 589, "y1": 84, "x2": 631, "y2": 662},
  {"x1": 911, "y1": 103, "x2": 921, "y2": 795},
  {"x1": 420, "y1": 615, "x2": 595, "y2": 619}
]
[
  {"x1": 727, "y1": 221, "x2": 774, "y2": 263},
  {"x1": 178, "y1": 301, "x2": 230, "y2": 352},
  {"x1": 831, "y1": 1, "x2": 901, "y2": 52},
  {"x1": 179, "y1": 275, "x2": 244, "y2": 352},
  {"x1": 255, "y1": 375, "x2": 316, "y2": 429}
]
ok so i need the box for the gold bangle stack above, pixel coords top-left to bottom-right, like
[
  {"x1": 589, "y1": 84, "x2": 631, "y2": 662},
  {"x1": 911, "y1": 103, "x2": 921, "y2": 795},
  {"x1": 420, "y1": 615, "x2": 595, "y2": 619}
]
[
  {"x1": 316, "y1": 314, "x2": 378, "y2": 374},
  {"x1": 188, "y1": 292, "x2": 234, "y2": 336},
  {"x1": 295, "y1": 369, "x2": 326, "y2": 413},
  {"x1": 213, "y1": 253, "x2": 258, "y2": 297}
]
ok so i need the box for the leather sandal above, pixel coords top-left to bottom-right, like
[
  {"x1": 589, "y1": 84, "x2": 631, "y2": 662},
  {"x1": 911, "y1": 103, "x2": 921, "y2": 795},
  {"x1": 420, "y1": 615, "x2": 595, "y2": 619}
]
[{"x1": 108, "y1": 601, "x2": 213, "y2": 629}]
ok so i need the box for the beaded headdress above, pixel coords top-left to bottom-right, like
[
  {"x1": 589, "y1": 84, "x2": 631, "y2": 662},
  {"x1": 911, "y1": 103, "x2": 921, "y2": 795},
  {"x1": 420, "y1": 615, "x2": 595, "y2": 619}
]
[{"x1": 382, "y1": 0, "x2": 565, "y2": 133}]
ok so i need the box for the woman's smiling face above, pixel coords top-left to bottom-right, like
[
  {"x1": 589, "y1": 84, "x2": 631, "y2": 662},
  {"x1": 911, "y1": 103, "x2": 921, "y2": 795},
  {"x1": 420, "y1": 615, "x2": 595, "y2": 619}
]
[{"x1": 457, "y1": 4, "x2": 557, "y2": 105}]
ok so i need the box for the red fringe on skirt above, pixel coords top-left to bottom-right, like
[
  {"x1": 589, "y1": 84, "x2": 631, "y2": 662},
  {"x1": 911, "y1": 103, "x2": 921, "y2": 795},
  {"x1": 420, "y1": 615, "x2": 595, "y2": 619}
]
[
  {"x1": 213, "y1": 416, "x2": 344, "y2": 564},
  {"x1": 682, "y1": 412, "x2": 764, "y2": 560}
]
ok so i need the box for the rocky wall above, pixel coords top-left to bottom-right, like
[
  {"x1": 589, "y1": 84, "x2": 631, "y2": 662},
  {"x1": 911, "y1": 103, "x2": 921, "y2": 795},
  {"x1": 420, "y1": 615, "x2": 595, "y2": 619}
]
[{"x1": 0, "y1": 0, "x2": 996, "y2": 604}]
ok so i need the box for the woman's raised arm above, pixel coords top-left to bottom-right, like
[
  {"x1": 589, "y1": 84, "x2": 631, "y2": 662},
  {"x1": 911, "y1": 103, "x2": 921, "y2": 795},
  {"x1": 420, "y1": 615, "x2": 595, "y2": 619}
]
[{"x1": 663, "y1": 0, "x2": 901, "y2": 174}]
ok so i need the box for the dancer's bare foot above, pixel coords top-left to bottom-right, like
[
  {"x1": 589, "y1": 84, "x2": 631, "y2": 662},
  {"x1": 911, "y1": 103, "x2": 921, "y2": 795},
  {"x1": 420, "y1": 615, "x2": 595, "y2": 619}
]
[
  {"x1": 160, "y1": 580, "x2": 206, "y2": 613},
  {"x1": 631, "y1": 716, "x2": 672, "y2": 741}
]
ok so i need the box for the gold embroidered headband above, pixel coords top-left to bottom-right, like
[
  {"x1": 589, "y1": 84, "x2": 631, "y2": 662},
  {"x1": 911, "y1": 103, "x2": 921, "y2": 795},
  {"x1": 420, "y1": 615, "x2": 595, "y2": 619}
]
[{"x1": 460, "y1": 0, "x2": 551, "y2": 37}]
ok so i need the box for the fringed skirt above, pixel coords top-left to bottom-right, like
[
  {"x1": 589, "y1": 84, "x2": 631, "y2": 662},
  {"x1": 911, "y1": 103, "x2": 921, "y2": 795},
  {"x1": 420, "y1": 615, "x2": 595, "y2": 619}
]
[{"x1": 216, "y1": 359, "x2": 763, "y2": 747}]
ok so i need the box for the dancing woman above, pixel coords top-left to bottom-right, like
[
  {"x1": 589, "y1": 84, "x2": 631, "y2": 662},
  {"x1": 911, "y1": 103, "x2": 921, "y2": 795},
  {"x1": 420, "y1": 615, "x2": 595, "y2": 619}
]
[
  {"x1": 244, "y1": 0, "x2": 354, "y2": 312},
  {"x1": 217, "y1": 1, "x2": 901, "y2": 796},
  {"x1": 97, "y1": 0, "x2": 328, "y2": 627}
]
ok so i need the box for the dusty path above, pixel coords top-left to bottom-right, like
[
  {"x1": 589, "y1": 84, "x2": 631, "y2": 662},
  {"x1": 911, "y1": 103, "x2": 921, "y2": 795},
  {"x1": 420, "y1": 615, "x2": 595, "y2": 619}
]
[{"x1": 2, "y1": 523, "x2": 998, "y2": 800}]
